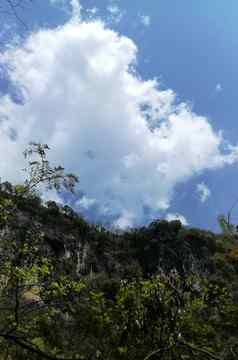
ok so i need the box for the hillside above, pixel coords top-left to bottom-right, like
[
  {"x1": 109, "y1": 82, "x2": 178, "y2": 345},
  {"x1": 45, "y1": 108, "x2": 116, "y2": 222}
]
[
  {"x1": 0, "y1": 181, "x2": 238, "y2": 359},
  {"x1": 0, "y1": 143, "x2": 237, "y2": 359}
]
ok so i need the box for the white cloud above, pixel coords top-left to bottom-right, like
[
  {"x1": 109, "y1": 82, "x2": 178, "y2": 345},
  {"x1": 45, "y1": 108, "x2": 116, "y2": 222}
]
[
  {"x1": 196, "y1": 182, "x2": 211, "y2": 203},
  {"x1": 0, "y1": 17, "x2": 237, "y2": 227},
  {"x1": 113, "y1": 210, "x2": 135, "y2": 230},
  {"x1": 41, "y1": 189, "x2": 64, "y2": 205},
  {"x1": 165, "y1": 213, "x2": 188, "y2": 226},
  {"x1": 76, "y1": 196, "x2": 96, "y2": 210},
  {"x1": 140, "y1": 15, "x2": 151, "y2": 27}
]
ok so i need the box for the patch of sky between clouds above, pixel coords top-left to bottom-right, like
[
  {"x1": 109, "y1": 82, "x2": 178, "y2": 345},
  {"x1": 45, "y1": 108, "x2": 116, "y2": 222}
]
[{"x1": 0, "y1": 0, "x2": 238, "y2": 230}]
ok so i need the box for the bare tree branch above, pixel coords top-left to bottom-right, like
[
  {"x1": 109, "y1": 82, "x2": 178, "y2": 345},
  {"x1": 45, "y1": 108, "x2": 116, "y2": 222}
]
[
  {"x1": 0, "y1": 0, "x2": 33, "y2": 27},
  {"x1": 0, "y1": 333, "x2": 80, "y2": 360}
]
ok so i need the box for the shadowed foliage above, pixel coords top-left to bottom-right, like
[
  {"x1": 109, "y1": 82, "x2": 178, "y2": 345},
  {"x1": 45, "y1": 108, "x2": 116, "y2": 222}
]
[{"x1": 0, "y1": 144, "x2": 237, "y2": 359}]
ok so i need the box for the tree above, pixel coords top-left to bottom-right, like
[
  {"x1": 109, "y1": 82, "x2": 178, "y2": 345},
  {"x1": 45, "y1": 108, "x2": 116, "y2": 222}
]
[
  {"x1": 0, "y1": 143, "x2": 80, "y2": 359},
  {"x1": 0, "y1": 143, "x2": 237, "y2": 359},
  {"x1": 22, "y1": 142, "x2": 78, "y2": 195}
]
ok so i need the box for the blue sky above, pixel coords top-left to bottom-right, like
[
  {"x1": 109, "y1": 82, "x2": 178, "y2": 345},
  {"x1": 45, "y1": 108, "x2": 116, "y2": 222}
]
[{"x1": 0, "y1": 0, "x2": 238, "y2": 231}]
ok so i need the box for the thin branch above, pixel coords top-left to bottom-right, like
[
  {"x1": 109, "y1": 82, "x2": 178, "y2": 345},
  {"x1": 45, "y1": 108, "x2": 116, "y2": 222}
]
[
  {"x1": 144, "y1": 346, "x2": 172, "y2": 360},
  {"x1": 0, "y1": 333, "x2": 81, "y2": 360},
  {"x1": 4, "y1": 0, "x2": 28, "y2": 28},
  {"x1": 227, "y1": 197, "x2": 238, "y2": 226},
  {"x1": 179, "y1": 341, "x2": 222, "y2": 360}
]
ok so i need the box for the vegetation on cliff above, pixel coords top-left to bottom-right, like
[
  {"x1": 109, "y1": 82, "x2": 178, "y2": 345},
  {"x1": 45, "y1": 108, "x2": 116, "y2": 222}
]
[{"x1": 0, "y1": 144, "x2": 237, "y2": 359}]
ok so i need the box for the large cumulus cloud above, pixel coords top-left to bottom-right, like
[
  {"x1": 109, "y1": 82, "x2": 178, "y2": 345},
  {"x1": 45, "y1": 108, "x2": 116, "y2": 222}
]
[{"x1": 0, "y1": 16, "x2": 237, "y2": 227}]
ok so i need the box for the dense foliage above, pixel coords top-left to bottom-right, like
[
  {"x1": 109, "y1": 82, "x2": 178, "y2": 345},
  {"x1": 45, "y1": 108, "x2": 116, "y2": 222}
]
[{"x1": 0, "y1": 144, "x2": 237, "y2": 359}]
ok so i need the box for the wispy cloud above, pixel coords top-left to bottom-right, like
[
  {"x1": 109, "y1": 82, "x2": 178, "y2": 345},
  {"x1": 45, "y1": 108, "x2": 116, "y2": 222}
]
[
  {"x1": 215, "y1": 83, "x2": 223, "y2": 93},
  {"x1": 107, "y1": 3, "x2": 123, "y2": 24},
  {"x1": 76, "y1": 196, "x2": 96, "y2": 210},
  {"x1": 196, "y1": 182, "x2": 211, "y2": 203},
  {"x1": 140, "y1": 15, "x2": 151, "y2": 27},
  {"x1": 50, "y1": 0, "x2": 81, "y2": 19},
  {"x1": 86, "y1": 7, "x2": 98, "y2": 16}
]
